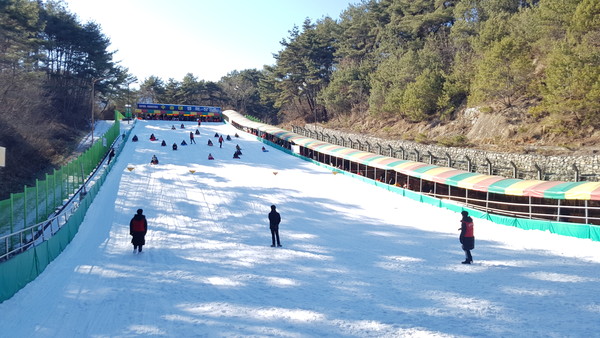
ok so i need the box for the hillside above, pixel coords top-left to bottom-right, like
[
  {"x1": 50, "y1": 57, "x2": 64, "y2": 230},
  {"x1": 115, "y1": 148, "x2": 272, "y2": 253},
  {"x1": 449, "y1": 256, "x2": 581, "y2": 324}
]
[
  {"x1": 0, "y1": 120, "x2": 85, "y2": 200},
  {"x1": 2, "y1": 0, "x2": 599, "y2": 199},
  {"x1": 312, "y1": 104, "x2": 600, "y2": 157}
]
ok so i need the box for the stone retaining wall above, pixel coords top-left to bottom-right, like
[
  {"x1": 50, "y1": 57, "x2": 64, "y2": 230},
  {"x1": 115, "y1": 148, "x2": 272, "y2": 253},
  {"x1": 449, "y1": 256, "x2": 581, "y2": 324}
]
[{"x1": 296, "y1": 125, "x2": 599, "y2": 182}]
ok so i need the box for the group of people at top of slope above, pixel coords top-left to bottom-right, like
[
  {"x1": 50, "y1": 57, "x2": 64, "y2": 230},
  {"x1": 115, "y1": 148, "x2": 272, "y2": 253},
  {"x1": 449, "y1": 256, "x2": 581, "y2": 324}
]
[{"x1": 149, "y1": 132, "x2": 246, "y2": 163}]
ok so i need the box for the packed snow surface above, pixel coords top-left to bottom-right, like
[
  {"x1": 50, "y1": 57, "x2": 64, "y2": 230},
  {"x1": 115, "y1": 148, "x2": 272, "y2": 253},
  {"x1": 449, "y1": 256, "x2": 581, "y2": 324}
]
[{"x1": 1, "y1": 120, "x2": 599, "y2": 337}]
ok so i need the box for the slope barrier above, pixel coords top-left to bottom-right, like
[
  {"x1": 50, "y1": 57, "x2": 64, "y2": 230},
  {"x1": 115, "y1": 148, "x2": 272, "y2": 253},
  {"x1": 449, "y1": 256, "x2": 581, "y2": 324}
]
[
  {"x1": 254, "y1": 135, "x2": 600, "y2": 242},
  {"x1": 0, "y1": 120, "x2": 134, "y2": 303}
]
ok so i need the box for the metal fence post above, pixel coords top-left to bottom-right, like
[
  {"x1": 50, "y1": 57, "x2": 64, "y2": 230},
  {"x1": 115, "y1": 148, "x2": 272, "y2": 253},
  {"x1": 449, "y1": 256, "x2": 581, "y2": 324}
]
[
  {"x1": 572, "y1": 163, "x2": 580, "y2": 182},
  {"x1": 465, "y1": 155, "x2": 472, "y2": 172},
  {"x1": 534, "y1": 163, "x2": 543, "y2": 180},
  {"x1": 510, "y1": 161, "x2": 518, "y2": 178},
  {"x1": 23, "y1": 185, "x2": 27, "y2": 229},
  {"x1": 35, "y1": 179, "x2": 39, "y2": 223},
  {"x1": 10, "y1": 193, "x2": 14, "y2": 233},
  {"x1": 45, "y1": 173, "x2": 49, "y2": 218}
]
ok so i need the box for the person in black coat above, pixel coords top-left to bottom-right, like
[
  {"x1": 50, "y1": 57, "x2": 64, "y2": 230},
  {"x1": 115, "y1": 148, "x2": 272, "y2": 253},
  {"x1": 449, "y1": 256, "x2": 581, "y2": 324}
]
[
  {"x1": 130, "y1": 209, "x2": 148, "y2": 253},
  {"x1": 268, "y1": 205, "x2": 282, "y2": 247},
  {"x1": 459, "y1": 211, "x2": 475, "y2": 264},
  {"x1": 107, "y1": 148, "x2": 115, "y2": 164}
]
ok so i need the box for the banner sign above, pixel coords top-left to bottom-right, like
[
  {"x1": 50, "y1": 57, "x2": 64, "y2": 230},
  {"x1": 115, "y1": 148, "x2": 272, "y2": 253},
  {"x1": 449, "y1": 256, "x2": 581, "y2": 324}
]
[{"x1": 136, "y1": 103, "x2": 221, "y2": 113}]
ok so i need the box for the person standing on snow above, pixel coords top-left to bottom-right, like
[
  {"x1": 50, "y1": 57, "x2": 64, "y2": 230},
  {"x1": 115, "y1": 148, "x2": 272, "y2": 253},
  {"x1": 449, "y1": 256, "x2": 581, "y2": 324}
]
[
  {"x1": 268, "y1": 205, "x2": 282, "y2": 247},
  {"x1": 189, "y1": 131, "x2": 196, "y2": 144},
  {"x1": 130, "y1": 209, "x2": 148, "y2": 253},
  {"x1": 218, "y1": 135, "x2": 224, "y2": 148},
  {"x1": 459, "y1": 211, "x2": 474, "y2": 264},
  {"x1": 107, "y1": 148, "x2": 115, "y2": 164}
]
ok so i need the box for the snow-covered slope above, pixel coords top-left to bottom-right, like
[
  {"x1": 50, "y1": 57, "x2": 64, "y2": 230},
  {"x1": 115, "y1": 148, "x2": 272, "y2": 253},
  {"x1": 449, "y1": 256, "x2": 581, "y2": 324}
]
[{"x1": 1, "y1": 120, "x2": 599, "y2": 337}]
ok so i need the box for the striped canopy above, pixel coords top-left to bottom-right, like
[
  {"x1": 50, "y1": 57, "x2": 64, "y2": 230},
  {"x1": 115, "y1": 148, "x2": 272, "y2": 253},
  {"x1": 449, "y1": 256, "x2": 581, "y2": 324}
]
[{"x1": 224, "y1": 110, "x2": 600, "y2": 201}]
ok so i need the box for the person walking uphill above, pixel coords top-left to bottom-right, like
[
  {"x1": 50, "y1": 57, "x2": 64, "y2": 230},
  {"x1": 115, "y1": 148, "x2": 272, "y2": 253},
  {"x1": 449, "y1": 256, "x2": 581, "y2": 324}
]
[
  {"x1": 130, "y1": 209, "x2": 148, "y2": 253},
  {"x1": 268, "y1": 205, "x2": 282, "y2": 247},
  {"x1": 459, "y1": 211, "x2": 475, "y2": 264}
]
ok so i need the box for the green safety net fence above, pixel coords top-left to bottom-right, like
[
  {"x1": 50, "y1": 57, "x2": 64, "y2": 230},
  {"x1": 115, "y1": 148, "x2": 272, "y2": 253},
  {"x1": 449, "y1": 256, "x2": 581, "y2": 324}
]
[
  {"x1": 0, "y1": 116, "x2": 134, "y2": 303},
  {"x1": 0, "y1": 158, "x2": 100, "y2": 302},
  {"x1": 0, "y1": 121, "x2": 120, "y2": 237}
]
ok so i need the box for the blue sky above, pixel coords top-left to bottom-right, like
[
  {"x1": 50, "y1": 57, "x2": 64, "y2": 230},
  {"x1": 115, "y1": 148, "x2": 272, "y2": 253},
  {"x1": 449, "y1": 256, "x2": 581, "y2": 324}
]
[{"x1": 62, "y1": 0, "x2": 358, "y2": 84}]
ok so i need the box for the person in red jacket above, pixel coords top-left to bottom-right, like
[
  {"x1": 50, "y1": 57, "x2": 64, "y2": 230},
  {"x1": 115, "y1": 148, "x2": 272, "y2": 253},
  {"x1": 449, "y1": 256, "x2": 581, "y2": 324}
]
[
  {"x1": 459, "y1": 211, "x2": 475, "y2": 264},
  {"x1": 130, "y1": 209, "x2": 148, "y2": 253}
]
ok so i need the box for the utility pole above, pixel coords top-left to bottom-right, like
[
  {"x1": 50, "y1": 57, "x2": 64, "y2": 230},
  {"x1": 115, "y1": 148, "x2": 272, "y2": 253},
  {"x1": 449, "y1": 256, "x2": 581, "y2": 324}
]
[
  {"x1": 125, "y1": 104, "x2": 131, "y2": 124},
  {"x1": 124, "y1": 76, "x2": 138, "y2": 124}
]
